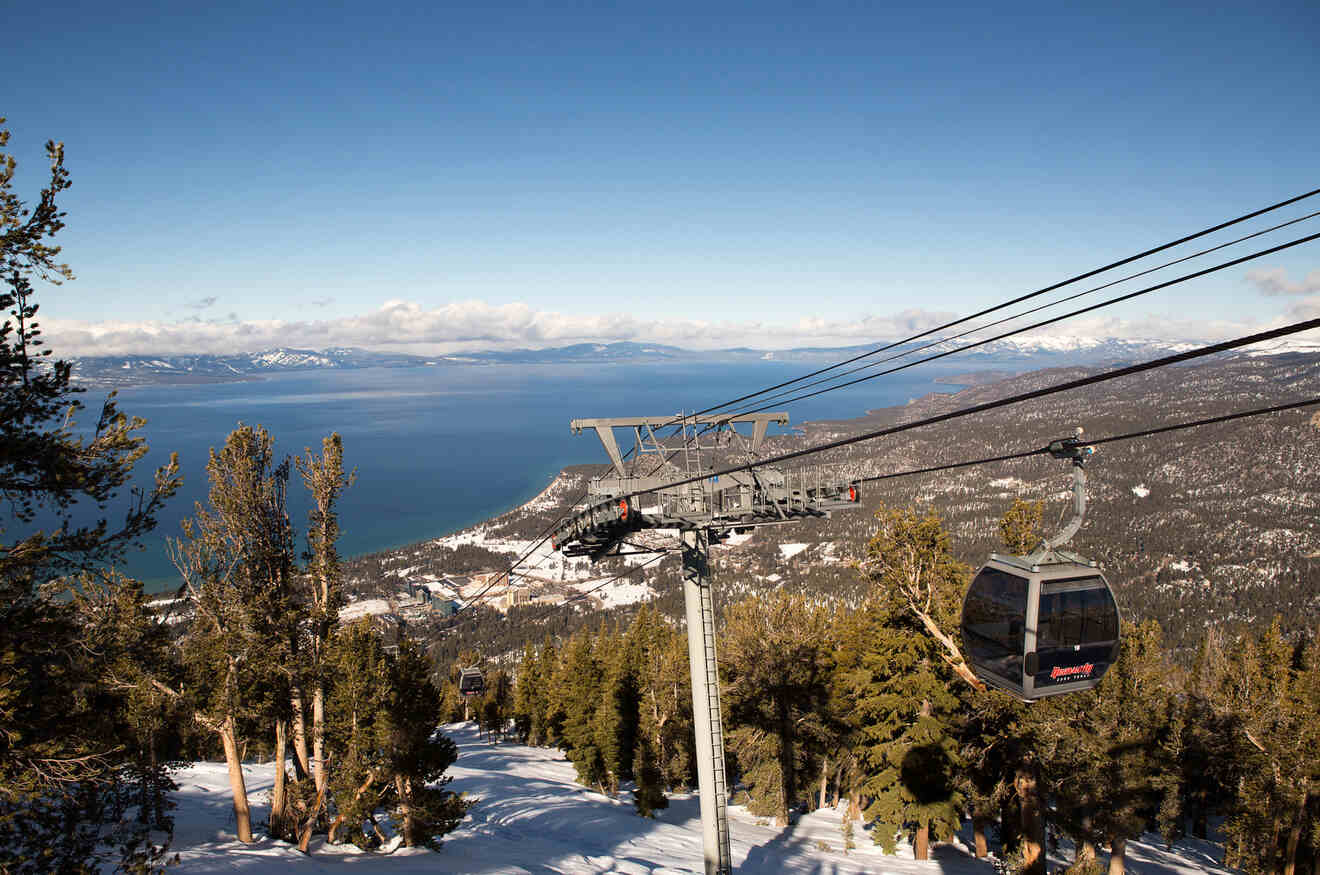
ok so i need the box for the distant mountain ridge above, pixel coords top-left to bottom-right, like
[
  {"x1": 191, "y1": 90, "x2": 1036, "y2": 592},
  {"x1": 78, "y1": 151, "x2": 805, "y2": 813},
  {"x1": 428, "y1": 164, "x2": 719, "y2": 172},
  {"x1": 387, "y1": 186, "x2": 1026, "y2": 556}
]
[{"x1": 68, "y1": 335, "x2": 1311, "y2": 386}]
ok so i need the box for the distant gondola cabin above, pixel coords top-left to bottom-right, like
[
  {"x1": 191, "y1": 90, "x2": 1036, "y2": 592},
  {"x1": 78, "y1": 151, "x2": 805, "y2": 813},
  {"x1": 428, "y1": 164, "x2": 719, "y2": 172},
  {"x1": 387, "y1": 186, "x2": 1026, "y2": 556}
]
[
  {"x1": 960, "y1": 553, "x2": 1120, "y2": 702},
  {"x1": 458, "y1": 668, "x2": 485, "y2": 697}
]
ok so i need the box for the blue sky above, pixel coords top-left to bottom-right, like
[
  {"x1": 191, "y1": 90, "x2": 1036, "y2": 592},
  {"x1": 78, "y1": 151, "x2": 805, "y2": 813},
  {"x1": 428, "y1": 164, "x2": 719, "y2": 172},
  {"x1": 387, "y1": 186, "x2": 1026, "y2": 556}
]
[{"x1": 6, "y1": 0, "x2": 1318, "y2": 354}]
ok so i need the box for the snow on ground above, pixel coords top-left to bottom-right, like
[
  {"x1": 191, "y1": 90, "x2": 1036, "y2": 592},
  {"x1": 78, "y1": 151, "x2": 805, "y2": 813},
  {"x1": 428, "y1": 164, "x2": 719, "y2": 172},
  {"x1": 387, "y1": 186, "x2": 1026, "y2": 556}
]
[
  {"x1": 338, "y1": 598, "x2": 394, "y2": 621},
  {"x1": 777, "y1": 543, "x2": 809, "y2": 560},
  {"x1": 163, "y1": 723, "x2": 1236, "y2": 874},
  {"x1": 569, "y1": 578, "x2": 656, "y2": 610}
]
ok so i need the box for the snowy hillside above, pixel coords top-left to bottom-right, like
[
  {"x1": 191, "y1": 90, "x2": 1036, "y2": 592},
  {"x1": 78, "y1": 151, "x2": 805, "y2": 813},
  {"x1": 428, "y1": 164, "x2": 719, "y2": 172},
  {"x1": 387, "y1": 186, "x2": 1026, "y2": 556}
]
[{"x1": 163, "y1": 723, "x2": 1238, "y2": 874}]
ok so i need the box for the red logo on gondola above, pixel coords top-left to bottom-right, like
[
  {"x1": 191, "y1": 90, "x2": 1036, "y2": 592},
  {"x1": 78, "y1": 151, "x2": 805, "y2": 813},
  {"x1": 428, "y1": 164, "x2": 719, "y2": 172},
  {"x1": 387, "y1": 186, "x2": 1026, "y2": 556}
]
[{"x1": 1050, "y1": 663, "x2": 1095, "y2": 680}]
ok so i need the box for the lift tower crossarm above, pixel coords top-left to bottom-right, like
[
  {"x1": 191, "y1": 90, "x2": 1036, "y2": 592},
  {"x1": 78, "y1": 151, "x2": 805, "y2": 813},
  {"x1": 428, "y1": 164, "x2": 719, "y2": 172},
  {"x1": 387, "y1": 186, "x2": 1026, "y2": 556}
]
[{"x1": 571, "y1": 413, "x2": 789, "y2": 478}]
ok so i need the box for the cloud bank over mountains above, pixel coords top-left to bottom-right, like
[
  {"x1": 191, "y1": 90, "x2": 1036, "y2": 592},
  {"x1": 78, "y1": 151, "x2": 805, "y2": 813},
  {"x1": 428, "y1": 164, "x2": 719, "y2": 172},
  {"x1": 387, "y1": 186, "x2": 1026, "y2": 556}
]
[{"x1": 38, "y1": 266, "x2": 1317, "y2": 358}]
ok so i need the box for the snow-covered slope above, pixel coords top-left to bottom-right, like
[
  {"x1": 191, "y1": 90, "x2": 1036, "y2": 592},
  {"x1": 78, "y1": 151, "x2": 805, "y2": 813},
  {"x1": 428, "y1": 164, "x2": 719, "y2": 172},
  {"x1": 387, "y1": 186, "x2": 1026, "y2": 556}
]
[{"x1": 163, "y1": 723, "x2": 1239, "y2": 874}]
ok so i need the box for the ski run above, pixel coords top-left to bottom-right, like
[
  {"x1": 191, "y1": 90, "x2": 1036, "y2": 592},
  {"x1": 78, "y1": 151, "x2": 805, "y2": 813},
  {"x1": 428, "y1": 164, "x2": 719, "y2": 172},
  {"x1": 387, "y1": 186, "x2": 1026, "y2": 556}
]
[{"x1": 163, "y1": 722, "x2": 1235, "y2": 874}]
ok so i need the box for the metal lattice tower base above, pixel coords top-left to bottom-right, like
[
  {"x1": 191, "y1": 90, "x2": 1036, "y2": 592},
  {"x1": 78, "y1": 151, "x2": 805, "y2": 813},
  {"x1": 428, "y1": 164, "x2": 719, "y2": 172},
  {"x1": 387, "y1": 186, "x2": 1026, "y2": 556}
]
[
  {"x1": 553, "y1": 411, "x2": 863, "y2": 874},
  {"x1": 682, "y1": 529, "x2": 732, "y2": 875}
]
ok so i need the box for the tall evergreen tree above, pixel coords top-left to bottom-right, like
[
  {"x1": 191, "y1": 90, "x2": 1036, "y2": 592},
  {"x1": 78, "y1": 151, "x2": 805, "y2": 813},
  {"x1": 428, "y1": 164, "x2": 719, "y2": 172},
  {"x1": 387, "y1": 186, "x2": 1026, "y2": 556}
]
[
  {"x1": 1039, "y1": 620, "x2": 1179, "y2": 875},
  {"x1": 324, "y1": 621, "x2": 394, "y2": 849},
  {"x1": 558, "y1": 630, "x2": 609, "y2": 789},
  {"x1": 593, "y1": 624, "x2": 640, "y2": 794},
  {"x1": 1, "y1": 117, "x2": 181, "y2": 872},
  {"x1": 722, "y1": 591, "x2": 833, "y2": 826},
  {"x1": 512, "y1": 641, "x2": 542, "y2": 744},
  {"x1": 294, "y1": 432, "x2": 354, "y2": 847},
  {"x1": 170, "y1": 424, "x2": 296, "y2": 844},
  {"x1": 852, "y1": 506, "x2": 969, "y2": 859},
  {"x1": 386, "y1": 636, "x2": 468, "y2": 849},
  {"x1": 1221, "y1": 618, "x2": 1320, "y2": 875},
  {"x1": 629, "y1": 605, "x2": 693, "y2": 792}
]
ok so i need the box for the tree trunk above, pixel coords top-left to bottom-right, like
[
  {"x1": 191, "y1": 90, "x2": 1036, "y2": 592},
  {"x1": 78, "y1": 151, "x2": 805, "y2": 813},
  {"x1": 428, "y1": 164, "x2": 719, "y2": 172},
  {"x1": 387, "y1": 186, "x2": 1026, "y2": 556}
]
[
  {"x1": 1283, "y1": 783, "x2": 1311, "y2": 875},
  {"x1": 915, "y1": 822, "x2": 930, "y2": 860},
  {"x1": 219, "y1": 716, "x2": 254, "y2": 843},
  {"x1": 776, "y1": 702, "x2": 794, "y2": 827},
  {"x1": 818, "y1": 756, "x2": 829, "y2": 811},
  {"x1": 328, "y1": 768, "x2": 378, "y2": 845},
  {"x1": 848, "y1": 786, "x2": 861, "y2": 823},
  {"x1": 270, "y1": 717, "x2": 289, "y2": 839},
  {"x1": 1078, "y1": 808, "x2": 1098, "y2": 869},
  {"x1": 1015, "y1": 766, "x2": 1045, "y2": 875},
  {"x1": 395, "y1": 773, "x2": 415, "y2": 847},
  {"x1": 313, "y1": 682, "x2": 327, "y2": 795},
  {"x1": 1001, "y1": 796, "x2": 1021, "y2": 854},
  {"x1": 297, "y1": 780, "x2": 328, "y2": 853},
  {"x1": 973, "y1": 816, "x2": 989, "y2": 858},
  {"x1": 1192, "y1": 808, "x2": 1208, "y2": 839},
  {"x1": 291, "y1": 687, "x2": 311, "y2": 781},
  {"x1": 1108, "y1": 836, "x2": 1127, "y2": 875}
]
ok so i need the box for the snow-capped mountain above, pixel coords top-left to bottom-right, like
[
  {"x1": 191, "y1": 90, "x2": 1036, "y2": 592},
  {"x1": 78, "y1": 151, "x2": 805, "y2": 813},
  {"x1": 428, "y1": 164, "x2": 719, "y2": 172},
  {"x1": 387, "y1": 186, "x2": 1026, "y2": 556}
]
[{"x1": 66, "y1": 335, "x2": 1309, "y2": 387}]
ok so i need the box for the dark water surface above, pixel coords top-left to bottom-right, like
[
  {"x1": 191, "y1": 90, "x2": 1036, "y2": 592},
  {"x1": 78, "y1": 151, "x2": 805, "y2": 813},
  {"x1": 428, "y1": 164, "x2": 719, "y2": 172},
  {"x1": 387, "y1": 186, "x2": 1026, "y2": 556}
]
[{"x1": 75, "y1": 360, "x2": 967, "y2": 590}]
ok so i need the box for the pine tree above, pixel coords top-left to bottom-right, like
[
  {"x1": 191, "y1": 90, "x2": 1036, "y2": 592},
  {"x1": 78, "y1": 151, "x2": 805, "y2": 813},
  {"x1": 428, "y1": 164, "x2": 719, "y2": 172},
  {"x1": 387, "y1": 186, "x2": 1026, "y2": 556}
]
[
  {"x1": 559, "y1": 630, "x2": 608, "y2": 789},
  {"x1": 850, "y1": 506, "x2": 969, "y2": 859},
  {"x1": 1221, "y1": 618, "x2": 1320, "y2": 875},
  {"x1": 722, "y1": 591, "x2": 833, "y2": 826},
  {"x1": 293, "y1": 433, "x2": 354, "y2": 848},
  {"x1": 629, "y1": 605, "x2": 693, "y2": 791},
  {"x1": 324, "y1": 621, "x2": 394, "y2": 849},
  {"x1": 593, "y1": 625, "x2": 640, "y2": 794},
  {"x1": 1040, "y1": 620, "x2": 1179, "y2": 875},
  {"x1": 1, "y1": 118, "x2": 181, "y2": 872},
  {"x1": 385, "y1": 636, "x2": 468, "y2": 849},
  {"x1": 998, "y1": 497, "x2": 1044, "y2": 556},
  {"x1": 170, "y1": 424, "x2": 297, "y2": 844},
  {"x1": 1176, "y1": 628, "x2": 1243, "y2": 841},
  {"x1": 481, "y1": 669, "x2": 513, "y2": 742},
  {"x1": 538, "y1": 636, "x2": 566, "y2": 747},
  {"x1": 512, "y1": 642, "x2": 541, "y2": 744},
  {"x1": 632, "y1": 736, "x2": 668, "y2": 817}
]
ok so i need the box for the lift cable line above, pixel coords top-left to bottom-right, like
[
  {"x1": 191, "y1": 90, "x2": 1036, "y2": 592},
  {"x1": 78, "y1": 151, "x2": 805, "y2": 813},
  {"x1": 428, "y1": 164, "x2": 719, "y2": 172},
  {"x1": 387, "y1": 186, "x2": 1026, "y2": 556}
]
[
  {"x1": 722, "y1": 229, "x2": 1320, "y2": 418},
  {"x1": 455, "y1": 205, "x2": 1320, "y2": 608},
  {"x1": 718, "y1": 209, "x2": 1320, "y2": 418},
  {"x1": 680, "y1": 186, "x2": 1320, "y2": 420},
  {"x1": 447, "y1": 436, "x2": 686, "y2": 621},
  {"x1": 633, "y1": 316, "x2": 1320, "y2": 500},
  {"x1": 458, "y1": 221, "x2": 1320, "y2": 618},
  {"x1": 449, "y1": 454, "x2": 632, "y2": 618},
  {"x1": 513, "y1": 222, "x2": 1316, "y2": 589},
  {"x1": 846, "y1": 396, "x2": 1320, "y2": 486}
]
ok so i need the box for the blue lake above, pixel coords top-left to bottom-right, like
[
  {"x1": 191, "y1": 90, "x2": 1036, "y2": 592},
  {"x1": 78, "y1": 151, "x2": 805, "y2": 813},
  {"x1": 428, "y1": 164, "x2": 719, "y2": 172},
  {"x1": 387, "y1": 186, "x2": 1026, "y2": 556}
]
[{"x1": 75, "y1": 360, "x2": 970, "y2": 590}]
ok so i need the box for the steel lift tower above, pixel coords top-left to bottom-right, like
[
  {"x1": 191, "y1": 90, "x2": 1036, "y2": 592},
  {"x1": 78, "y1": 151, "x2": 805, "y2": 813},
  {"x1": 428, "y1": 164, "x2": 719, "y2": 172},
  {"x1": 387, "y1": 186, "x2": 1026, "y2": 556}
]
[{"x1": 552, "y1": 412, "x2": 862, "y2": 874}]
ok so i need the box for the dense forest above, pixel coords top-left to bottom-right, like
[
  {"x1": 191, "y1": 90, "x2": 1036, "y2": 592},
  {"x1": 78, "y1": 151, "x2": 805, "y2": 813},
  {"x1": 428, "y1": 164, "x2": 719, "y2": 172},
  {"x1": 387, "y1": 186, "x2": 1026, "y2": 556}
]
[{"x1": 451, "y1": 504, "x2": 1320, "y2": 875}]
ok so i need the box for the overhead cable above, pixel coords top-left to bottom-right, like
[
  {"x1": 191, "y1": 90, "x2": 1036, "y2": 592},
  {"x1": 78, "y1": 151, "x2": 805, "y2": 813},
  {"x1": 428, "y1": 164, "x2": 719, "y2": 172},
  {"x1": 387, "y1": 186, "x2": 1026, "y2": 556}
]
[
  {"x1": 687, "y1": 186, "x2": 1320, "y2": 419},
  {"x1": 851, "y1": 396, "x2": 1320, "y2": 485},
  {"x1": 725, "y1": 229, "x2": 1320, "y2": 416},
  {"x1": 723, "y1": 209, "x2": 1320, "y2": 417},
  {"x1": 643, "y1": 316, "x2": 1320, "y2": 496}
]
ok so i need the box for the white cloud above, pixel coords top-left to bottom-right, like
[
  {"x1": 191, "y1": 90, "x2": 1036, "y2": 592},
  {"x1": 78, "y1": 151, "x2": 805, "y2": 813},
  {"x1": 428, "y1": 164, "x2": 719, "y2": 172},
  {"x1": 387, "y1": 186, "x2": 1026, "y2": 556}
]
[
  {"x1": 33, "y1": 297, "x2": 1307, "y2": 359},
  {"x1": 1246, "y1": 267, "x2": 1320, "y2": 297},
  {"x1": 40, "y1": 300, "x2": 964, "y2": 357}
]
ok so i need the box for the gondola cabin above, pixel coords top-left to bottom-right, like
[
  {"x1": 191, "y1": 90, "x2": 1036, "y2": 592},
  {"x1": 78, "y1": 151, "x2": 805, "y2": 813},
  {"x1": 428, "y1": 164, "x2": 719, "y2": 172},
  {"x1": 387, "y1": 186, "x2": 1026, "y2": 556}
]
[
  {"x1": 960, "y1": 553, "x2": 1120, "y2": 702},
  {"x1": 458, "y1": 667, "x2": 485, "y2": 698}
]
